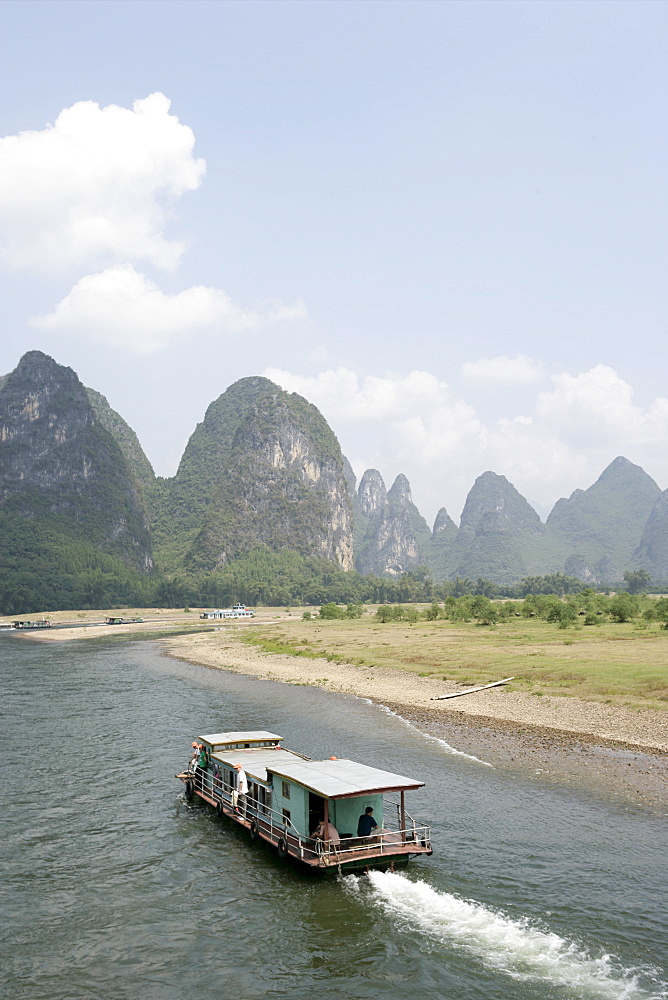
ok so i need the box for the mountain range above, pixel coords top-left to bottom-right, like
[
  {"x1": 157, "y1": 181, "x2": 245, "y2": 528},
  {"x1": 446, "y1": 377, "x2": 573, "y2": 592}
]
[{"x1": 1, "y1": 351, "x2": 667, "y2": 598}]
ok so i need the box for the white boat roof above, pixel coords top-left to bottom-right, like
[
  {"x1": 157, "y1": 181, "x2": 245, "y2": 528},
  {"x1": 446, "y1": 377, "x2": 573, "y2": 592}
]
[
  {"x1": 211, "y1": 746, "x2": 306, "y2": 782},
  {"x1": 267, "y1": 758, "x2": 424, "y2": 799},
  {"x1": 200, "y1": 731, "x2": 283, "y2": 746}
]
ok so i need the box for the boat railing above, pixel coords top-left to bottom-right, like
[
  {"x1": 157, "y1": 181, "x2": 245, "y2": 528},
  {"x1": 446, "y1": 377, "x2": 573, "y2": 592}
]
[{"x1": 183, "y1": 765, "x2": 431, "y2": 863}]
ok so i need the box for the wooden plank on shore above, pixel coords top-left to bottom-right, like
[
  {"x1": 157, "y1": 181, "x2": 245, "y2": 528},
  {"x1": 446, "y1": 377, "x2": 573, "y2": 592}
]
[{"x1": 430, "y1": 677, "x2": 514, "y2": 701}]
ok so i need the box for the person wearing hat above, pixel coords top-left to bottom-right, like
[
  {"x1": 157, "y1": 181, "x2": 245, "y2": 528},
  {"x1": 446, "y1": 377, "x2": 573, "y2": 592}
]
[{"x1": 232, "y1": 763, "x2": 248, "y2": 816}]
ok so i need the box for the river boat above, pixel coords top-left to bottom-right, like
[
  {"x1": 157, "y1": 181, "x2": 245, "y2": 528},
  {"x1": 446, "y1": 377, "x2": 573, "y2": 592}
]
[
  {"x1": 12, "y1": 619, "x2": 51, "y2": 629},
  {"x1": 199, "y1": 604, "x2": 254, "y2": 620},
  {"x1": 177, "y1": 731, "x2": 432, "y2": 874},
  {"x1": 104, "y1": 617, "x2": 144, "y2": 625}
]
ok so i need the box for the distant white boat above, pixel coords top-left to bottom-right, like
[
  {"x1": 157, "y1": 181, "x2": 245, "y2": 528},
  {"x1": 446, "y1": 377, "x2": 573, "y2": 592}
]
[{"x1": 199, "y1": 603, "x2": 254, "y2": 620}]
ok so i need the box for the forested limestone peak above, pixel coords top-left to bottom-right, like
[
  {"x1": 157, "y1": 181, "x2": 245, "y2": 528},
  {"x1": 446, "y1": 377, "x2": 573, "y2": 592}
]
[
  {"x1": 544, "y1": 455, "x2": 662, "y2": 582},
  {"x1": 86, "y1": 386, "x2": 155, "y2": 496},
  {"x1": 0, "y1": 350, "x2": 152, "y2": 573},
  {"x1": 459, "y1": 471, "x2": 543, "y2": 538},
  {"x1": 387, "y1": 473, "x2": 412, "y2": 504},
  {"x1": 433, "y1": 507, "x2": 458, "y2": 535},
  {"x1": 632, "y1": 488, "x2": 668, "y2": 579},
  {"x1": 180, "y1": 380, "x2": 354, "y2": 572},
  {"x1": 358, "y1": 469, "x2": 387, "y2": 516}
]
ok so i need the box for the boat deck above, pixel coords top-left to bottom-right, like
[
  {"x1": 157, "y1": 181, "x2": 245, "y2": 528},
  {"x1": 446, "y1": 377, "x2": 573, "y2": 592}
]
[{"x1": 176, "y1": 770, "x2": 432, "y2": 872}]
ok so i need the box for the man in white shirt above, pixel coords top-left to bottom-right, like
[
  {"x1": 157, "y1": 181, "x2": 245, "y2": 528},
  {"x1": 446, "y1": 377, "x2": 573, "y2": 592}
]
[{"x1": 233, "y1": 763, "x2": 248, "y2": 817}]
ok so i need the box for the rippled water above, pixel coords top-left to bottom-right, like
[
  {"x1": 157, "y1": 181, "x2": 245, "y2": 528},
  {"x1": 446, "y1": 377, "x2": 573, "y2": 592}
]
[{"x1": 2, "y1": 636, "x2": 666, "y2": 1000}]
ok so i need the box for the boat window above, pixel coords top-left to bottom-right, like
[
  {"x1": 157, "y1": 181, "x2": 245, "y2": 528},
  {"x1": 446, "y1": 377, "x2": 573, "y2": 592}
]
[
  {"x1": 282, "y1": 781, "x2": 291, "y2": 799},
  {"x1": 282, "y1": 808, "x2": 291, "y2": 823}
]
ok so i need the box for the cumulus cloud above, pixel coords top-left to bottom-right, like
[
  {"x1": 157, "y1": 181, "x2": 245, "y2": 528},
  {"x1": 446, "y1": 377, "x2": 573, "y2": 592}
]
[
  {"x1": 0, "y1": 92, "x2": 205, "y2": 272},
  {"x1": 460, "y1": 354, "x2": 544, "y2": 384},
  {"x1": 264, "y1": 364, "x2": 668, "y2": 521},
  {"x1": 32, "y1": 264, "x2": 309, "y2": 353},
  {"x1": 536, "y1": 365, "x2": 668, "y2": 445}
]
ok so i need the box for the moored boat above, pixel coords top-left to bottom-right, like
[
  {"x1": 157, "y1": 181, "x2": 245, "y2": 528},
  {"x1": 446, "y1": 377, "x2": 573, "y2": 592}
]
[{"x1": 177, "y1": 731, "x2": 432, "y2": 874}]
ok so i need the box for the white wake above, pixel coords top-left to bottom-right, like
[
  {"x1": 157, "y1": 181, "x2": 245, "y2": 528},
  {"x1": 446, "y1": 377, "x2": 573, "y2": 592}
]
[
  {"x1": 347, "y1": 872, "x2": 665, "y2": 999},
  {"x1": 373, "y1": 700, "x2": 494, "y2": 766}
]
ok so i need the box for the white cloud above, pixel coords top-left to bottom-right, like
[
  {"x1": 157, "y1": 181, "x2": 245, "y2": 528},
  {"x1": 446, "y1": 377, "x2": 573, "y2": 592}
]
[
  {"x1": 460, "y1": 354, "x2": 544, "y2": 384},
  {"x1": 0, "y1": 92, "x2": 205, "y2": 272},
  {"x1": 536, "y1": 365, "x2": 668, "y2": 445},
  {"x1": 32, "y1": 264, "x2": 308, "y2": 353},
  {"x1": 263, "y1": 364, "x2": 668, "y2": 521}
]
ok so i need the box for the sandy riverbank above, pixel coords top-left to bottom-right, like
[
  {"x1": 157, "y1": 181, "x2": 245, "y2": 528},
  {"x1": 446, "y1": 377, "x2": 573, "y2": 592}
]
[{"x1": 161, "y1": 627, "x2": 667, "y2": 751}]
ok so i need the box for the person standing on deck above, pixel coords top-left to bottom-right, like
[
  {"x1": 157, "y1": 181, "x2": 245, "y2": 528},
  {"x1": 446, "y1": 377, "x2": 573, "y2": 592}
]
[{"x1": 233, "y1": 763, "x2": 248, "y2": 817}]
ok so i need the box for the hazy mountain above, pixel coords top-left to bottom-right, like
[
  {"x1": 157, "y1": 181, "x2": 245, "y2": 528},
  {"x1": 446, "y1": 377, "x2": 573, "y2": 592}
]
[
  {"x1": 445, "y1": 472, "x2": 544, "y2": 584},
  {"x1": 354, "y1": 471, "x2": 432, "y2": 576},
  {"x1": 542, "y1": 457, "x2": 661, "y2": 582},
  {"x1": 630, "y1": 488, "x2": 668, "y2": 580},
  {"x1": 426, "y1": 507, "x2": 459, "y2": 581}
]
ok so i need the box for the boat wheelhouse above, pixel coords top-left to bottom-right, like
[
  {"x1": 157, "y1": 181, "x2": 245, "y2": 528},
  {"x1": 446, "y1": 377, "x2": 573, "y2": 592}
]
[{"x1": 177, "y1": 731, "x2": 432, "y2": 874}]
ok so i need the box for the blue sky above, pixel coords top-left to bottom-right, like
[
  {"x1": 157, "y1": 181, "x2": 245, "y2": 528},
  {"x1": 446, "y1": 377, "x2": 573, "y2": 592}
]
[{"x1": 1, "y1": 0, "x2": 666, "y2": 522}]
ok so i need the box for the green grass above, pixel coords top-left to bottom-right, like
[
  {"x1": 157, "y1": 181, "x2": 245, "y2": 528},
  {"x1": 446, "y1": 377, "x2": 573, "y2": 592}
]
[{"x1": 242, "y1": 616, "x2": 668, "y2": 711}]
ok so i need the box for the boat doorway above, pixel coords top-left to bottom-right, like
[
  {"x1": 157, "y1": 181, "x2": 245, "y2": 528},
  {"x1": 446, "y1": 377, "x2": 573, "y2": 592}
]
[{"x1": 308, "y1": 792, "x2": 325, "y2": 835}]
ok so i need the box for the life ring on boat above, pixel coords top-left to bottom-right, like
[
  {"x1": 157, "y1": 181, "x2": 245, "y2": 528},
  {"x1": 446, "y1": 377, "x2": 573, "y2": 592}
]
[
  {"x1": 249, "y1": 819, "x2": 259, "y2": 841},
  {"x1": 277, "y1": 837, "x2": 289, "y2": 859},
  {"x1": 185, "y1": 780, "x2": 194, "y2": 800}
]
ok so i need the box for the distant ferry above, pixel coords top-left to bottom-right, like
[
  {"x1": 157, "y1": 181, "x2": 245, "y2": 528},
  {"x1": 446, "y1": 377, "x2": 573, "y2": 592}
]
[
  {"x1": 104, "y1": 617, "x2": 144, "y2": 625},
  {"x1": 199, "y1": 603, "x2": 254, "y2": 620},
  {"x1": 177, "y1": 731, "x2": 432, "y2": 874},
  {"x1": 12, "y1": 619, "x2": 51, "y2": 630}
]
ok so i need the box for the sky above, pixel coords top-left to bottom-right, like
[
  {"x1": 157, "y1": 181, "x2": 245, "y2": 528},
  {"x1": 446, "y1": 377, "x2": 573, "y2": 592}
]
[{"x1": 1, "y1": 0, "x2": 667, "y2": 524}]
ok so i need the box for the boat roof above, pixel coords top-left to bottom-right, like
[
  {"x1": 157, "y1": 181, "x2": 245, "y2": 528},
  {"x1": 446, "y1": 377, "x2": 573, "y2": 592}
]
[
  {"x1": 266, "y1": 758, "x2": 424, "y2": 799},
  {"x1": 200, "y1": 731, "x2": 283, "y2": 747},
  {"x1": 211, "y1": 746, "x2": 306, "y2": 782}
]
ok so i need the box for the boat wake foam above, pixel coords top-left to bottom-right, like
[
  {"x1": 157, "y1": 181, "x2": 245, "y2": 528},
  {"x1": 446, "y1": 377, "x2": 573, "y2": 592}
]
[
  {"x1": 372, "y1": 701, "x2": 494, "y2": 767},
  {"x1": 347, "y1": 872, "x2": 665, "y2": 999}
]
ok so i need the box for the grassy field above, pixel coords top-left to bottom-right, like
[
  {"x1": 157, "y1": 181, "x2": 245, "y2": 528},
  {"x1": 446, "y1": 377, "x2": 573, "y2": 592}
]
[{"x1": 242, "y1": 614, "x2": 668, "y2": 711}]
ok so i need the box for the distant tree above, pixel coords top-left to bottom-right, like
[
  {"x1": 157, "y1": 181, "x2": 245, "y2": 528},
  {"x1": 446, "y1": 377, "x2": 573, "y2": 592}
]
[
  {"x1": 473, "y1": 577, "x2": 496, "y2": 598},
  {"x1": 609, "y1": 593, "x2": 638, "y2": 623},
  {"x1": 319, "y1": 602, "x2": 345, "y2": 619},
  {"x1": 452, "y1": 577, "x2": 473, "y2": 597},
  {"x1": 623, "y1": 569, "x2": 651, "y2": 594}
]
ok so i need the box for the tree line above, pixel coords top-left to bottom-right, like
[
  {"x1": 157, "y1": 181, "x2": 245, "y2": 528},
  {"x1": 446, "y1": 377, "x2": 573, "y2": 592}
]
[{"x1": 0, "y1": 537, "x2": 665, "y2": 617}]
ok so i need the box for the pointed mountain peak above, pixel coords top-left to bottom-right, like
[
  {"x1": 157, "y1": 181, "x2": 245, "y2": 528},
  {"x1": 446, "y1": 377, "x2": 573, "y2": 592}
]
[
  {"x1": 596, "y1": 455, "x2": 659, "y2": 491},
  {"x1": 460, "y1": 471, "x2": 542, "y2": 534},
  {"x1": 358, "y1": 469, "x2": 387, "y2": 515},
  {"x1": 433, "y1": 507, "x2": 457, "y2": 533},
  {"x1": 11, "y1": 350, "x2": 78, "y2": 388},
  {"x1": 387, "y1": 473, "x2": 412, "y2": 503}
]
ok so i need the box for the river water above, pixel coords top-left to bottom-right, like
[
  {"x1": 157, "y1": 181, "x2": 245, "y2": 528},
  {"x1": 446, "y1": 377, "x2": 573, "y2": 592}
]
[{"x1": 1, "y1": 636, "x2": 666, "y2": 1000}]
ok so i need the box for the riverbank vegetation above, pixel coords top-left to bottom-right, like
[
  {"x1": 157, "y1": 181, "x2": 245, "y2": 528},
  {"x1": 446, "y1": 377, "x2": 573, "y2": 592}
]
[
  {"x1": 242, "y1": 597, "x2": 668, "y2": 711},
  {"x1": 2, "y1": 541, "x2": 667, "y2": 617}
]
